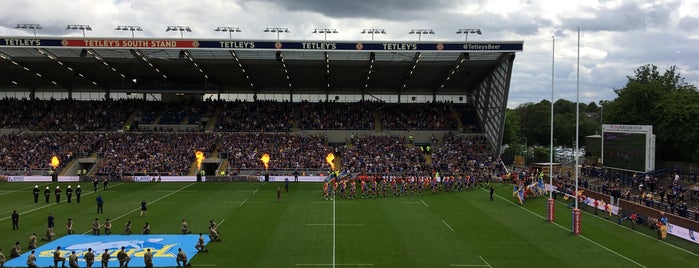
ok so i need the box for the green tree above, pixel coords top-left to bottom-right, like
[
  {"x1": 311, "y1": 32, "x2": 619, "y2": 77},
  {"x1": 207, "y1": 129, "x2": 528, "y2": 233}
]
[
  {"x1": 604, "y1": 64, "x2": 699, "y2": 161},
  {"x1": 502, "y1": 108, "x2": 521, "y2": 145}
]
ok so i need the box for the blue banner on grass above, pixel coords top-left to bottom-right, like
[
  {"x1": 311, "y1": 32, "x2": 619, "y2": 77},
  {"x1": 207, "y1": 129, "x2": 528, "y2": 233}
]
[{"x1": 5, "y1": 234, "x2": 209, "y2": 267}]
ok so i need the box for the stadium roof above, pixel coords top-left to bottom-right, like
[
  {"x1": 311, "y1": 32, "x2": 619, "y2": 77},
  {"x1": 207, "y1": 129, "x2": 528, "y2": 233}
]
[{"x1": 0, "y1": 37, "x2": 522, "y2": 96}]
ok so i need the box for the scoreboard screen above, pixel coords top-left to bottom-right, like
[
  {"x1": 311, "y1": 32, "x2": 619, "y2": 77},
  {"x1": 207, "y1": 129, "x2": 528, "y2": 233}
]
[{"x1": 602, "y1": 132, "x2": 646, "y2": 172}]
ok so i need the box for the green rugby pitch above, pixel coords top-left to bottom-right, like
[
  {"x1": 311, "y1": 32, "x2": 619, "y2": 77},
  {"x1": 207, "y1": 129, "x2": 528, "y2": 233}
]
[{"x1": 1, "y1": 182, "x2": 697, "y2": 267}]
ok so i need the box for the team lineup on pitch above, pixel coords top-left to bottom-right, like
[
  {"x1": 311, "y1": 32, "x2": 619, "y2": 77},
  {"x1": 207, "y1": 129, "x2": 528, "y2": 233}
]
[{"x1": 2, "y1": 182, "x2": 698, "y2": 267}]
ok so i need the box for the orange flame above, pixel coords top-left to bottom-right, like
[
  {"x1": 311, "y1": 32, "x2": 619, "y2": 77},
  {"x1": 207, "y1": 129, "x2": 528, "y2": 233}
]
[
  {"x1": 50, "y1": 156, "x2": 60, "y2": 169},
  {"x1": 195, "y1": 151, "x2": 205, "y2": 170},
  {"x1": 260, "y1": 153, "x2": 270, "y2": 170},
  {"x1": 326, "y1": 153, "x2": 335, "y2": 171}
]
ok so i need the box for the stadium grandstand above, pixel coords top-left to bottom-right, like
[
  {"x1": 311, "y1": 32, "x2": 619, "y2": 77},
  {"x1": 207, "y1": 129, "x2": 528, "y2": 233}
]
[
  {"x1": 0, "y1": 35, "x2": 521, "y2": 179},
  {"x1": 2, "y1": 34, "x2": 699, "y2": 267}
]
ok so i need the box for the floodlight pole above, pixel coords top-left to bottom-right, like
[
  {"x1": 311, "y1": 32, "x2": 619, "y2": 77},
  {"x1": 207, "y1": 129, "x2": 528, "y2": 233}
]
[
  {"x1": 215, "y1": 26, "x2": 241, "y2": 39},
  {"x1": 67, "y1": 24, "x2": 92, "y2": 37},
  {"x1": 409, "y1": 28, "x2": 434, "y2": 41},
  {"x1": 314, "y1": 28, "x2": 338, "y2": 40},
  {"x1": 362, "y1": 28, "x2": 386, "y2": 41},
  {"x1": 167, "y1": 25, "x2": 191, "y2": 39},
  {"x1": 456, "y1": 28, "x2": 481, "y2": 42},
  {"x1": 15, "y1": 24, "x2": 42, "y2": 37},
  {"x1": 116, "y1": 25, "x2": 142, "y2": 38},
  {"x1": 265, "y1": 27, "x2": 289, "y2": 40}
]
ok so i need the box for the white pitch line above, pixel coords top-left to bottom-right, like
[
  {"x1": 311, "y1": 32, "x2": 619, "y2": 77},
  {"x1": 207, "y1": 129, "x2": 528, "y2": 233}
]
[
  {"x1": 313, "y1": 201, "x2": 357, "y2": 204},
  {"x1": 156, "y1": 190, "x2": 195, "y2": 192},
  {"x1": 0, "y1": 183, "x2": 126, "y2": 222},
  {"x1": 218, "y1": 219, "x2": 226, "y2": 228},
  {"x1": 307, "y1": 223, "x2": 362, "y2": 226},
  {"x1": 239, "y1": 198, "x2": 248, "y2": 206},
  {"x1": 81, "y1": 183, "x2": 195, "y2": 234},
  {"x1": 442, "y1": 220, "x2": 455, "y2": 232},
  {"x1": 551, "y1": 199, "x2": 699, "y2": 257},
  {"x1": 420, "y1": 198, "x2": 429, "y2": 208},
  {"x1": 253, "y1": 182, "x2": 267, "y2": 194},
  {"x1": 296, "y1": 264, "x2": 373, "y2": 266},
  {"x1": 487, "y1": 189, "x2": 647, "y2": 268},
  {"x1": 450, "y1": 265, "x2": 488, "y2": 267},
  {"x1": 479, "y1": 256, "x2": 493, "y2": 268}
]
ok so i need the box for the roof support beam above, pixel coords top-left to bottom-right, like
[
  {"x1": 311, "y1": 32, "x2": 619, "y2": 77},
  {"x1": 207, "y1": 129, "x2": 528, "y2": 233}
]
[
  {"x1": 37, "y1": 48, "x2": 102, "y2": 89},
  {"x1": 129, "y1": 49, "x2": 168, "y2": 80},
  {"x1": 180, "y1": 50, "x2": 210, "y2": 84},
  {"x1": 362, "y1": 52, "x2": 376, "y2": 97},
  {"x1": 400, "y1": 52, "x2": 422, "y2": 102},
  {"x1": 434, "y1": 52, "x2": 469, "y2": 98},
  {"x1": 276, "y1": 51, "x2": 293, "y2": 89},
  {"x1": 0, "y1": 51, "x2": 61, "y2": 89},
  {"x1": 228, "y1": 50, "x2": 256, "y2": 91}
]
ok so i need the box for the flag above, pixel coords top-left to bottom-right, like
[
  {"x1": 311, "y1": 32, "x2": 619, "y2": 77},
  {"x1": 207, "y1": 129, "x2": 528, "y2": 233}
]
[{"x1": 324, "y1": 172, "x2": 337, "y2": 183}]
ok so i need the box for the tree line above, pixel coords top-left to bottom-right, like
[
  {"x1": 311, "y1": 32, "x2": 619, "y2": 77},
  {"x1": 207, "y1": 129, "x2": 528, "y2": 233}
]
[{"x1": 503, "y1": 64, "x2": 699, "y2": 163}]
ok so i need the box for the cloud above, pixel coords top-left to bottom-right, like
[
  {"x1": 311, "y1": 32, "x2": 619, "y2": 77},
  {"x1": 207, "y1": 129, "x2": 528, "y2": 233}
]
[{"x1": 0, "y1": 0, "x2": 697, "y2": 109}]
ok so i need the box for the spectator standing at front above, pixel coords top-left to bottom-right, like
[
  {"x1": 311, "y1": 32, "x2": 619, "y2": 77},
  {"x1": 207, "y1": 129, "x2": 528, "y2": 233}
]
[
  {"x1": 44, "y1": 186, "x2": 51, "y2": 203},
  {"x1": 66, "y1": 185, "x2": 73, "y2": 203},
  {"x1": 116, "y1": 246, "x2": 130, "y2": 268},
  {"x1": 54, "y1": 186, "x2": 61, "y2": 203},
  {"x1": 100, "y1": 249, "x2": 110, "y2": 268},
  {"x1": 176, "y1": 248, "x2": 190, "y2": 268},
  {"x1": 68, "y1": 251, "x2": 79, "y2": 268},
  {"x1": 76, "y1": 185, "x2": 82, "y2": 203},
  {"x1": 142, "y1": 222, "x2": 151, "y2": 235},
  {"x1": 47, "y1": 212, "x2": 55, "y2": 233},
  {"x1": 140, "y1": 200, "x2": 147, "y2": 217},
  {"x1": 11, "y1": 210, "x2": 19, "y2": 230},
  {"x1": 104, "y1": 218, "x2": 112, "y2": 235},
  {"x1": 28, "y1": 233, "x2": 37, "y2": 250},
  {"x1": 10, "y1": 242, "x2": 21, "y2": 258},
  {"x1": 96, "y1": 195, "x2": 104, "y2": 214},
  {"x1": 124, "y1": 221, "x2": 132, "y2": 235},
  {"x1": 83, "y1": 248, "x2": 95, "y2": 268},
  {"x1": 143, "y1": 248, "x2": 153, "y2": 268},
  {"x1": 66, "y1": 218, "x2": 74, "y2": 234},
  {"x1": 92, "y1": 177, "x2": 99, "y2": 192},
  {"x1": 33, "y1": 185, "x2": 39, "y2": 203},
  {"x1": 26, "y1": 250, "x2": 37, "y2": 268},
  {"x1": 92, "y1": 218, "x2": 100, "y2": 235},
  {"x1": 53, "y1": 246, "x2": 66, "y2": 268}
]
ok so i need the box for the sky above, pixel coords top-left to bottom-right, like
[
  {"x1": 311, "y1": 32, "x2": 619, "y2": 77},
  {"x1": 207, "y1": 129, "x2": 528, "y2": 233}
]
[{"x1": 1, "y1": 0, "x2": 698, "y2": 108}]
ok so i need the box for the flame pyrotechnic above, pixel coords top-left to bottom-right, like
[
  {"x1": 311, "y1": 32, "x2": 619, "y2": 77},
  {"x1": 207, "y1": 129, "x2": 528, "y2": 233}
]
[
  {"x1": 195, "y1": 151, "x2": 205, "y2": 170},
  {"x1": 260, "y1": 153, "x2": 270, "y2": 170},
  {"x1": 50, "y1": 156, "x2": 60, "y2": 169},
  {"x1": 326, "y1": 153, "x2": 335, "y2": 171}
]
